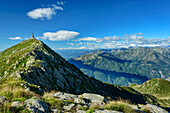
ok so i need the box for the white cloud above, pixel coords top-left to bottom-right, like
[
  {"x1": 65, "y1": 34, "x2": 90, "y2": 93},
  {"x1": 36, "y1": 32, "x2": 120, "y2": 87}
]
[
  {"x1": 39, "y1": 30, "x2": 79, "y2": 41},
  {"x1": 27, "y1": 4, "x2": 63, "y2": 20},
  {"x1": 67, "y1": 42, "x2": 74, "y2": 46},
  {"x1": 130, "y1": 35, "x2": 144, "y2": 40},
  {"x1": 78, "y1": 37, "x2": 103, "y2": 42},
  {"x1": 79, "y1": 37, "x2": 98, "y2": 41},
  {"x1": 9, "y1": 37, "x2": 22, "y2": 40},
  {"x1": 139, "y1": 44, "x2": 160, "y2": 47},
  {"x1": 51, "y1": 4, "x2": 64, "y2": 10},
  {"x1": 104, "y1": 35, "x2": 120, "y2": 41},
  {"x1": 56, "y1": 47, "x2": 86, "y2": 50}
]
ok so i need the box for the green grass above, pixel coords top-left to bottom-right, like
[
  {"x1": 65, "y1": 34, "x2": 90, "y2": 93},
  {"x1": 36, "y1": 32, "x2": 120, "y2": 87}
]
[
  {"x1": 43, "y1": 98, "x2": 66, "y2": 110},
  {"x1": 0, "y1": 103, "x2": 30, "y2": 113},
  {"x1": 78, "y1": 106, "x2": 89, "y2": 111},
  {"x1": 104, "y1": 102, "x2": 137, "y2": 113},
  {"x1": 130, "y1": 78, "x2": 170, "y2": 99},
  {"x1": 0, "y1": 38, "x2": 43, "y2": 80}
]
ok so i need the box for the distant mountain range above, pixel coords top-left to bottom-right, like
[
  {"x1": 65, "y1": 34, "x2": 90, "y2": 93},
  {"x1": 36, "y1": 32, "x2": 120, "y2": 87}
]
[{"x1": 69, "y1": 47, "x2": 170, "y2": 86}]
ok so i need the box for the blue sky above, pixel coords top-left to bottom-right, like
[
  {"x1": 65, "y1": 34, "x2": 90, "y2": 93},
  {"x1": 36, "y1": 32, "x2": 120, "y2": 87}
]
[{"x1": 0, "y1": 0, "x2": 170, "y2": 51}]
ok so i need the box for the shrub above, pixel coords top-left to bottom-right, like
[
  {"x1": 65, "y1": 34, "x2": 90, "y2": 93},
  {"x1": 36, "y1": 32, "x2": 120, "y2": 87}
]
[
  {"x1": 86, "y1": 107, "x2": 95, "y2": 113},
  {"x1": 44, "y1": 98, "x2": 65, "y2": 110},
  {"x1": 78, "y1": 106, "x2": 89, "y2": 111}
]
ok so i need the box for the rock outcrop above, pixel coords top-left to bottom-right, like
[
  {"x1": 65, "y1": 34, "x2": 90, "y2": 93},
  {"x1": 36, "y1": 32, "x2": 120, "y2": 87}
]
[{"x1": 1, "y1": 92, "x2": 169, "y2": 113}]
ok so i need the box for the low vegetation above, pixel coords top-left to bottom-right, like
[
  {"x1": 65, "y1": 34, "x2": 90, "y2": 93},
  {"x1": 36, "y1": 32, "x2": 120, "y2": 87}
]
[{"x1": 130, "y1": 78, "x2": 170, "y2": 107}]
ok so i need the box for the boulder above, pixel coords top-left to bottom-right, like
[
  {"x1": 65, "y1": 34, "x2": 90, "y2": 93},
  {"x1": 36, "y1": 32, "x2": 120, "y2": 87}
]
[
  {"x1": 74, "y1": 98, "x2": 86, "y2": 104},
  {"x1": 81, "y1": 93, "x2": 104, "y2": 101},
  {"x1": 94, "y1": 109, "x2": 123, "y2": 113},
  {"x1": 52, "y1": 92, "x2": 78, "y2": 100},
  {"x1": 146, "y1": 104, "x2": 168, "y2": 113},
  {"x1": 11, "y1": 101, "x2": 22, "y2": 107},
  {"x1": 24, "y1": 99, "x2": 49, "y2": 113},
  {"x1": 138, "y1": 104, "x2": 168, "y2": 113},
  {"x1": 81, "y1": 93, "x2": 105, "y2": 107},
  {"x1": 63, "y1": 103, "x2": 75, "y2": 111},
  {"x1": 76, "y1": 110, "x2": 86, "y2": 113}
]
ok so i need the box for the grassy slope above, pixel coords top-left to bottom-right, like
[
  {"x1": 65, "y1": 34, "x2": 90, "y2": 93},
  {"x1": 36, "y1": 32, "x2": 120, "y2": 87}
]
[
  {"x1": 129, "y1": 78, "x2": 170, "y2": 107},
  {"x1": 129, "y1": 78, "x2": 170, "y2": 98}
]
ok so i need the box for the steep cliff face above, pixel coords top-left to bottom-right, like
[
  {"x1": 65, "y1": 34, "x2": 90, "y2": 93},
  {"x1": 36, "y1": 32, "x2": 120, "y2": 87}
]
[
  {"x1": 69, "y1": 47, "x2": 170, "y2": 86},
  {"x1": 0, "y1": 38, "x2": 165, "y2": 105}
]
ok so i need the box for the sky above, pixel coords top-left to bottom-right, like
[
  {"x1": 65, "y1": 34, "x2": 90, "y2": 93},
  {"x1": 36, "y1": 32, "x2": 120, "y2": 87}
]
[{"x1": 0, "y1": 0, "x2": 170, "y2": 51}]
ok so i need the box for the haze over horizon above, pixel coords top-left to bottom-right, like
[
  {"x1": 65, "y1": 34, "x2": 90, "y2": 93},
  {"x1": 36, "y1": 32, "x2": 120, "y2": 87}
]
[{"x1": 0, "y1": 0, "x2": 170, "y2": 51}]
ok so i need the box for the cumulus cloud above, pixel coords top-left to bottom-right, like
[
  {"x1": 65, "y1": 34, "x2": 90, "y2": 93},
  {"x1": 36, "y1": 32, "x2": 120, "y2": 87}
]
[
  {"x1": 76, "y1": 32, "x2": 169, "y2": 49},
  {"x1": 39, "y1": 30, "x2": 79, "y2": 41},
  {"x1": 104, "y1": 35, "x2": 120, "y2": 41},
  {"x1": 9, "y1": 37, "x2": 22, "y2": 40},
  {"x1": 101, "y1": 38, "x2": 169, "y2": 49},
  {"x1": 27, "y1": 4, "x2": 63, "y2": 20},
  {"x1": 79, "y1": 37, "x2": 99, "y2": 41},
  {"x1": 78, "y1": 37, "x2": 104, "y2": 43},
  {"x1": 138, "y1": 44, "x2": 160, "y2": 47}
]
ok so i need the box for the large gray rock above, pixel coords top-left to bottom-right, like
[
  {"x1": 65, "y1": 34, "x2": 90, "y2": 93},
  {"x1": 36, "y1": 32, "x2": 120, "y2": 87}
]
[
  {"x1": 52, "y1": 92, "x2": 78, "y2": 100},
  {"x1": 63, "y1": 103, "x2": 75, "y2": 111},
  {"x1": 81, "y1": 93, "x2": 104, "y2": 101},
  {"x1": 76, "y1": 110, "x2": 86, "y2": 113},
  {"x1": 81, "y1": 93, "x2": 105, "y2": 107},
  {"x1": 24, "y1": 99, "x2": 49, "y2": 113},
  {"x1": 11, "y1": 101, "x2": 22, "y2": 107},
  {"x1": 74, "y1": 98, "x2": 86, "y2": 104},
  {"x1": 146, "y1": 104, "x2": 168, "y2": 113},
  {"x1": 0, "y1": 96, "x2": 6, "y2": 104},
  {"x1": 94, "y1": 109, "x2": 123, "y2": 113},
  {"x1": 138, "y1": 104, "x2": 168, "y2": 113}
]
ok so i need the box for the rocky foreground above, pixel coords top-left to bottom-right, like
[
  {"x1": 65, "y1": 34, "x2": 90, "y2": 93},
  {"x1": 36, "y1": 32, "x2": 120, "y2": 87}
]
[{"x1": 0, "y1": 92, "x2": 169, "y2": 113}]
